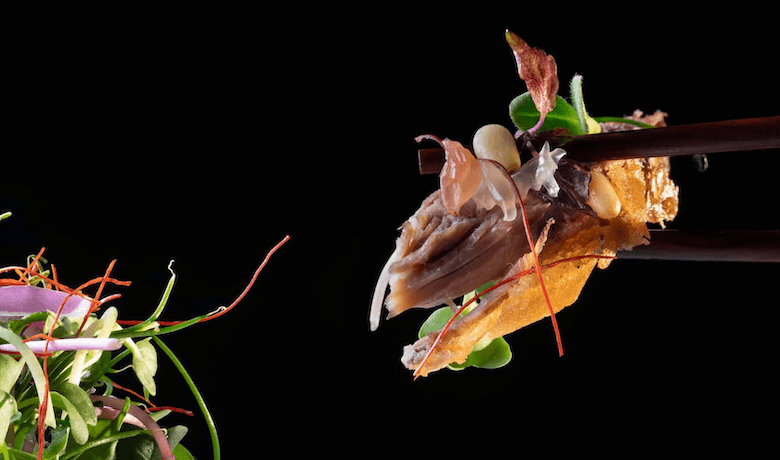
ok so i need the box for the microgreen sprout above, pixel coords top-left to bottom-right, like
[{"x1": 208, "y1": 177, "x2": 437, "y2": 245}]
[
  {"x1": 0, "y1": 222, "x2": 290, "y2": 459},
  {"x1": 417, "y1": 283, "x2": 513, "y2": 372}
]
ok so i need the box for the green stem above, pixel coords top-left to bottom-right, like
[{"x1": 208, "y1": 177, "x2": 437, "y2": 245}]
[
  {"x1": 152, "y1": 336, "x2": 220, "y2": 460},
  {"x1": 592, "y1": 116, "x2": 656, "y2": 129},
  {"x1": 570, "y1": 74, "x2": 589, "y2": 134},
  {"x1": 106, "y1": 348, "x2": 132, "y2": 369},
  {"x1": 110, "y1": 315, "x2": 207, "y2": 340},
  {"x1": 118, "y1": 262, "x2": 176, "y2": 335}
]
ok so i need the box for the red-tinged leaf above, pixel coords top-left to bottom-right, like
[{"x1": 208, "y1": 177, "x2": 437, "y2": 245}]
[{"x1": 505, "y1": 30, "x2": 559, "y2": 130}]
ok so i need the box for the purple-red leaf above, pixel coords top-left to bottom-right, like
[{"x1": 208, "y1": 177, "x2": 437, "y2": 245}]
[{"x1": 505, "y1": 30, "x2": 559, "y2": 130}]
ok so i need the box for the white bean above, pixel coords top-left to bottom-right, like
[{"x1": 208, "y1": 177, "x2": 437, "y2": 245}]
[{"x1": 472, "y1": 124, "x2": 521, "y2": 173}]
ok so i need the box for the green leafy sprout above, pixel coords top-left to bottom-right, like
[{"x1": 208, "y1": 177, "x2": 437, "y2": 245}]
[
  {"x1": 0, "y1": 212, "x2": 289, "y2": 459},
  {"x1": 418, "y1": 283, "x2": 512, "y2": 371},
  {"x1": 1, "y1": 259, "x2": 198, "y2": 460}
]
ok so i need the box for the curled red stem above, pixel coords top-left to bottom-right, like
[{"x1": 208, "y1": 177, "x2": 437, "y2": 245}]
[{"x1": 117, "y1": 234, "x2": 291, "y2": 327}]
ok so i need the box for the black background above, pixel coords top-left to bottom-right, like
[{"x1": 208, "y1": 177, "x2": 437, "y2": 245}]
[{"x1": 3, "y1": 7, "x2": 778, "y2": 457}]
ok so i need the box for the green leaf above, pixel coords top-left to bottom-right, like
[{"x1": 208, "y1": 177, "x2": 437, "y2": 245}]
[
  {"x1": 50, "y1": 391, "x2": 89, "y2": 445},
  {"x1": 4, "y1": 446, "x2": 37, "y2": 460},
  {"x1": 447, "y1": 337, "x2": 512, "y2": 370},
  {"x1": 0, "y1": 353, "x2": 24, "y2": 393},
  {"x1": 417, "y1": 307, "x2": 456, "y2": 339},
  {"x1": 148, "y1": 409, "x2": 171, "y2": 422},
  {"x1": 126, "y1": 338, "x2": 157, "y2": 397},
  {"x1": 69, "y1": 437, "x2": 118, "y2": 460},
  {"x1": 112, "y1": 425, "x2": 188, "y2": 460},
  {"x1": 33, "y1": 425, "x2": 70, "y2": 460},
  {"x1": 418, "y1": 307, "x2": 512, "y2": 371},
  {"x1": 61, "y1": 430, "x2": 145, "y2": 460},
  {"x1": 151, "y1": 426, "x2": 187, "y2": 460},
  {"x1": 7, "y1": 311, "x2": 51, "y2": 336},
  {"x1": 0, "y1": 390, "x2": 18, "y2": 446},
  {"x1": 86, "y1": 418, "x2": 120, "y2": 440},
  {"x1": 84, "y1": 418, "x2": 120, "y2": 445},
  {"x1": 11, "y1": 424, "x2": 32, "y2": 452},
  {"x1": 49, "y1": 426, "x2": 71, "y2": 459},
  {"x1": 52, "y1": 382, "x2": 98, "y2": 426},
  {"x1": 510, "y1": 92, "x2": 584, "y2": 135},
  {"x1": 67, "y1": 417, "x2": 129, "y2": 458},
  {"x1": 171, "y1": 443, "x2": 195, "y2": 460},
  {"x1": 114, "y1": 429, "x2": 158, "y2": 460}
]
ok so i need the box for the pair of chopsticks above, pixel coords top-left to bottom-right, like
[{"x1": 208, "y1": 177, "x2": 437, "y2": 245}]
[{"x1": 416, "y1": 116, "x2": 780, "y2": 263}]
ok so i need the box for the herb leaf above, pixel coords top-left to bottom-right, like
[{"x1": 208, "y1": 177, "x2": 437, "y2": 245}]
[
  {"x1": 51, "y1": 391, "x2": 89, "y2": 445},
  {"x1": 125, "y1": 338, "x2": 158, "y2": 397},
  {"x1": 0, "y1": 390, "x2": 18, "y2": 446},
  {"x1": 510, "y1": 92, "x2": 584, "y2": 135},
  {"x1": 505, "y1": 30, "x2": 559, "y2": 132},
  {"x1": 447, "y1": 336, "x2": 511, "y2": 370},
  {"x1": 110, "y1": 425, "x2": 188, "y2": 460},
  {"x1": 0, "y1": 353, "x2": 24, "y2": 393},
  {"x1": 418, "y1": 306, "x2": 512, "y2": 371},
  {"x1": 52, "y1": 382, "x2": 98, "y2": 426},
  {"x1": 171, "y1": 443, "x2": 196, "y2": 460}
]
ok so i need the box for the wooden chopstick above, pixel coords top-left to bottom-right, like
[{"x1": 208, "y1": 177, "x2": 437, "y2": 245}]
[
  {"x1": 414, "y1": 116, "x2": 780, "y2": 263},
  {"x1": 417, "y1": 116, "x2": 780, "y2": 174},
  {"x1": 617, "y1": 230, "x2": 780, "y2": 263}
]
